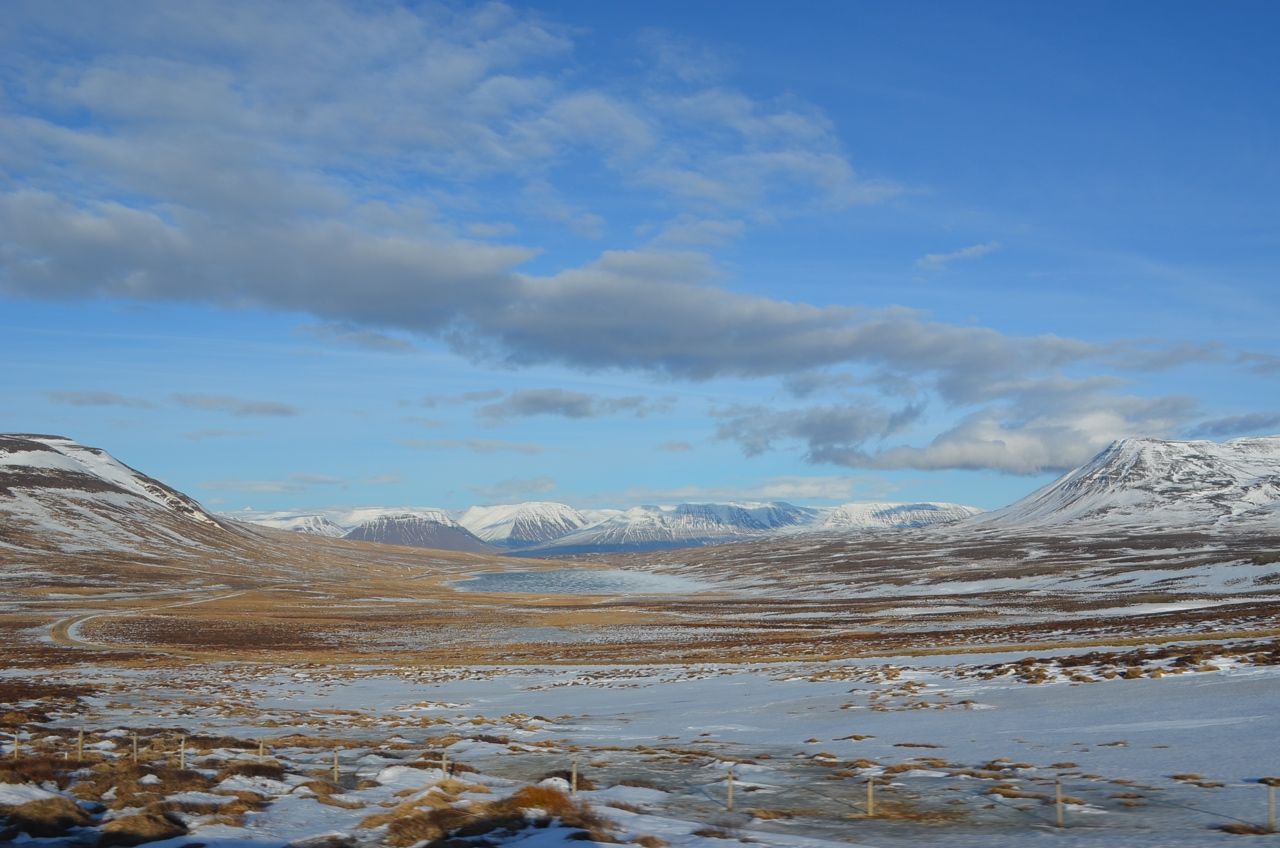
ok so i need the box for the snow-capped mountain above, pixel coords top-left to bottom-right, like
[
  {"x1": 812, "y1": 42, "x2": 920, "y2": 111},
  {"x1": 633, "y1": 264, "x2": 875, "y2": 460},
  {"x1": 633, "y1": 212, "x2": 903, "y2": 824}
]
[
  {"x1": 246, "y1": 512, "x2": 348, "y2": 537},
  {"x1": 343, "y1": 511, "x2": 492, "y2": 553},
  {"x1": 966, "y1": 435, "x2": 1280, "y2": 533},
  {"x1": 238, "y1": 497, "x2": 988, "y2": 555},
  {"x1": 235, "y1": 506, "x2": 494, "y2": 553},
  {"x1": 529, "y1": 502, "x2": 821, "y2": 554},
  {"x1": 458, "y1": 502, "x2": 590, "y2": 547},
  {"x1": 0, "y1": 433, "x2": 230, "y2": 553},
  {"x1": 819, "y1": 501, "x2": 984, "y2": 530}
]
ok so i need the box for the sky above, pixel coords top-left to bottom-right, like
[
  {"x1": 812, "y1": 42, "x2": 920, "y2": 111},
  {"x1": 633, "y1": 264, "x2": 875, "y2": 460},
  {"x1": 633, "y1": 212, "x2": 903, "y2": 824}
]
[{"x1": 1, "y1": 0, "x2": 1277, "y2": 514}]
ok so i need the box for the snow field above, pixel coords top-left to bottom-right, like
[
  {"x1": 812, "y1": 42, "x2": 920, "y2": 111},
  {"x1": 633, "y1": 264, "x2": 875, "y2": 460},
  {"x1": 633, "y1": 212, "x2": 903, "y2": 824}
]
[{"x1": 6, "y1": 645, "x2": 1280, "y2": 846}]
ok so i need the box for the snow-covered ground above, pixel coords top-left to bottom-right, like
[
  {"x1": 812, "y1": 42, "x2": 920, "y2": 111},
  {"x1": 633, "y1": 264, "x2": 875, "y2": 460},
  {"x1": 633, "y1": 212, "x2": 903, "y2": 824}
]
[{"x1": 5, "y1": 645, "x2": 1280, "y2": 846}]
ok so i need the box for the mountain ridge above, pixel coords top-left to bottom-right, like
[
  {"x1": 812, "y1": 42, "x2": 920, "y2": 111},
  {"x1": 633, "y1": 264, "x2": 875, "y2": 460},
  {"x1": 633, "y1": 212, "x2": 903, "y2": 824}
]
[
  {"x1": 234, "y1": 497, "x2": 984, "y2": 555},
  {"x1": 14, "y1": 432, "x2": 1275, "y2": 558},
  {"x1": 964, "y1": 434, "x2": 1280, "y2": 534},
  {"x1": 0, "y1": 433, "x2": 233, "y2": 554}
]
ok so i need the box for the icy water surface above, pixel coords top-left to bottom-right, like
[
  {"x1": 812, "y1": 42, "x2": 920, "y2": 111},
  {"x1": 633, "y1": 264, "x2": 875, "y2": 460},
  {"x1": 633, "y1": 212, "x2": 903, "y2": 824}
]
[{"x1": 451, "y1": 568, "x2": 707, "y2": 595}]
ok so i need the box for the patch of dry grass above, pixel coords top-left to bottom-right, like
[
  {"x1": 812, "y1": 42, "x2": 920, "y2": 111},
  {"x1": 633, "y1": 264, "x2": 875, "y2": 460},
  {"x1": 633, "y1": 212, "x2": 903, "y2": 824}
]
[
  {"x1": 0, "y1": 796, "x2": 92, "y2": 837},
  {"x1": 98, "y1": 810, "x2": 188, "y2": 846},
  {"x1": 364, "y1": 784, "x2": 615, "y2": 847},
  {"x1": 0, "y1": 756, "x2": 83, "y2": 789},
  {"x1": 72, "y1": 761, "x2": 212, "y2": 810}
]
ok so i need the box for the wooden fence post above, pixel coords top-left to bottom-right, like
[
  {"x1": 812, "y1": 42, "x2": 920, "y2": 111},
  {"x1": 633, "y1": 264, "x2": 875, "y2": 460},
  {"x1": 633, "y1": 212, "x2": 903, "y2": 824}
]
[
  {"x1": 441, "y1": 750, "x2": 449, "y2": 775},
  {"x1": 1269, "y1": 782, "x2": 1276, "y2": 834},
  {"x1": 571, "y1": 758, "x2": 579, "y2": 796},
  {"x1": 179, "y1": 737, "x2": 187, "y2": 770},
  {"x1": 1055, "y1": 779, "x2": 1065, "y2": 828},
  {"x1": 866, "y1": 776, "x2": 875, "y2": 817},
  {"x1": 258, "y1": 739, "x2": 265, "y2": 758},
  {"x1": 331, "y1": 748, "x2": 340, "y2": 783},
  {"x1": 11, "y1": 733, "x2": 18, "y2": 760},
  {"x1": 77, "y1": 728, "x2": 85, "y2": 761},
  {"x1": 726, "y1": 767, "x2": 735, "y2": 812},
  {"x1": 131, "y1": 733, "x2": 139, "y2": 764}
]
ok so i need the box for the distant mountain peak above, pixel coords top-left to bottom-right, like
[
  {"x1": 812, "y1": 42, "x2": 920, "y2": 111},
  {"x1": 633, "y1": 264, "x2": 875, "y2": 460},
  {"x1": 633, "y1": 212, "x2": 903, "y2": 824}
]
[
  {"x1": 967, "y1": 434, "x2": 1280, "y2": 533},
  {"x1": 458, "y1": 501, "x2": 589, "y2": 547},
  {"x1": 343, "y1": 512, "x2": 492, "y2": 553},
  {"x1": 0, "y1": 433, "x2": 226, "y2": 553},
  {"x1": 239, "y1": 496, "x2": 987, "y2": 555},
  {"x1": 821, "y1": 501, "x2": 983, "y2": 530}
]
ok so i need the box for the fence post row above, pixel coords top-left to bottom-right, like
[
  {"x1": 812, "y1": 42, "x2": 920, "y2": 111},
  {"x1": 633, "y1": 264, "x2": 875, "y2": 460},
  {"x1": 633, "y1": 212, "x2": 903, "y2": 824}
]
[{"x1": 16, "y1": 728, "x2": 1278, "y2": 836}]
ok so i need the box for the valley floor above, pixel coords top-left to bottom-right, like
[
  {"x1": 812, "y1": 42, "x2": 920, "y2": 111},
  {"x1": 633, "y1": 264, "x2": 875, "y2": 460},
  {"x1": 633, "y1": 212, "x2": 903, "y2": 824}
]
[
  {"x1": 4, "y1": 641, "x2": 1280, "y2": 847},
  {"x1": 3, "y1": 527, "x2": 1280, "y2": 845}
]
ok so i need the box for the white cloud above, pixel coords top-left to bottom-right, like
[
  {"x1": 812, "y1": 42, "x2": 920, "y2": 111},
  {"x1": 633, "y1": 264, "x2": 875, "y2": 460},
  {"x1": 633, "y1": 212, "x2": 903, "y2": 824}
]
[
  {"x1": 47, "y1": 390, "x2": 154, "y2": 408},
  {"x1": 470, "y1": 476, "x2": 557, "y2": 500},
  {"x1": 604, "y1": 474, "x2": 893, "y2": 504},
  {"x1": 173, "y1": 393, "x2": 299, "y2": 417},
  {"x1": 200, "y1": 472, "x2": 346, "y2": 493},
  {"x1": 916, "y1": 241, "x2": 1001, "y2": 271}
]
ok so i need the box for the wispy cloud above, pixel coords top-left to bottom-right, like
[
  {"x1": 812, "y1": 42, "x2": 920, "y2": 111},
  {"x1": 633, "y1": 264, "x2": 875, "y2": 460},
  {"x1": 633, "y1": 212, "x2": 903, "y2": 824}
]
[
  {"x1": 470, "y1": 476, "x2": 557, "y2": 501},
  {"x1": 47, "y1": 390, "x2": 153, "y2": 408},
  {"x1": 420, "y1": 390, "x2": 505, "y2": 408},
  {"x1": 603, "y1": 474, "x2": 892, "y2": 505},
  {"x1": 1238, "y1": 351, "x2": 1280, "y2": 375},
  {"x1": 916, "y1": 241, "x2": 1001, "y2": 271},
  {"x1": 477, "y1": 388, "x2": 672, "y2": 421},
  {"x1": 297, "y1": 322, "x2": 415, "y2": 353},
  {"x1": 181, "y1": 429, "x2": 249, "y2": 441},
  {"x1": 714, "y1": 400, "x2": 925, "y2": 459},
  {"x1": 174, "y1": 393, "x2": 299, "y2": 417},
  {"x1": 398, "y1": 438, "x2": 543, "y2": 455},
  {"x1": 200, "y1": 473, "x2": 345, "y2": 493},
  {"x1": 1188, "y1": 412, "x2": 1280, "y2": 439}
]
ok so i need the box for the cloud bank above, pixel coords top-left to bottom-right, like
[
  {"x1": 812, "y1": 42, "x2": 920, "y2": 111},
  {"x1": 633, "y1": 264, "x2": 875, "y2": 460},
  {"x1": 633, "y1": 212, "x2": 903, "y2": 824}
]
[{"x1": 1, "y1": 1, "x2": 1241, "y2": 478}]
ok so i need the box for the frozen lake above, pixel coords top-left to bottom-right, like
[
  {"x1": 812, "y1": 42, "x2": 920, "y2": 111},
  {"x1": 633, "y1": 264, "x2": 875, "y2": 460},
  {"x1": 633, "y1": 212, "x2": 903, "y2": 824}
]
[{"x1": 451, "y1": 567, "x2": 707, "y2": 595}]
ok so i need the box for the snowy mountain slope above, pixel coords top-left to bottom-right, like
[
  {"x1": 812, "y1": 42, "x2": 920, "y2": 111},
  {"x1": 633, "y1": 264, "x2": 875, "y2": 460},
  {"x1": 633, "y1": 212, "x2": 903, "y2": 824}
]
[
  {"x1": 458, "y1": 502, "x2": 589, "y2": 547},
  {"x1": 966, "y1": 435, "x2": 1280, "y2": 533},
  {"x1": 343, "y1": 512, "x2": 493, "y2": 553},
  {"x1": 819, "y1": 501, "x2": 983, "y2": 530},
  {"x1": 237, "y1": 498, "x2": 987, "y2": 555},
  {"x1": 527, "y1": 501, "x2": 821, "y2": 554},
  {"x1": 241, "y1": 512, "x2": 348, "y2": 537},
  {"x1": 232, "y1": 506, "x2": 494, "y2": 552},
  {"x1": 0, "y1": 433, "x2": 229, "y2": 554}
]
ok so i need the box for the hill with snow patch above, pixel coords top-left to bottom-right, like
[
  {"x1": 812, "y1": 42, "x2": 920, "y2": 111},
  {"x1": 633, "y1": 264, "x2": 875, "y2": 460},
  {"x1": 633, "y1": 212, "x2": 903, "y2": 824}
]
[
  {"x1": 0, "y1": 433, "x2": 232, "y2": 554},
  {"x1": 458, "y1": 502, "x2": 590, "y2": 547},
  {"x1": 964, "y1": 435, "x2": 1280, "y2": 534}
]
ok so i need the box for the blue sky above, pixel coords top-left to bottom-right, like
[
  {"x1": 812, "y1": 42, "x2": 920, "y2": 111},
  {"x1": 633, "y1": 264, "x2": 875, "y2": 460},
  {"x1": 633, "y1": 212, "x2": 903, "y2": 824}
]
[{"x1": 1, "y1": 1, "x2": 1277, "y2": 513}]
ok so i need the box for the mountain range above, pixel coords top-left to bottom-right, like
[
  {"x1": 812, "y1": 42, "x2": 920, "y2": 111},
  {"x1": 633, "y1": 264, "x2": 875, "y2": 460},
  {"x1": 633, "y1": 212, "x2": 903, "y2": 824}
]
[
  {"x1": 3, "y1": 433, "x2": 1279, "y2": 559},
  {"x1": 234, "y1": 496, "x2": 983, "y2": 555}
]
